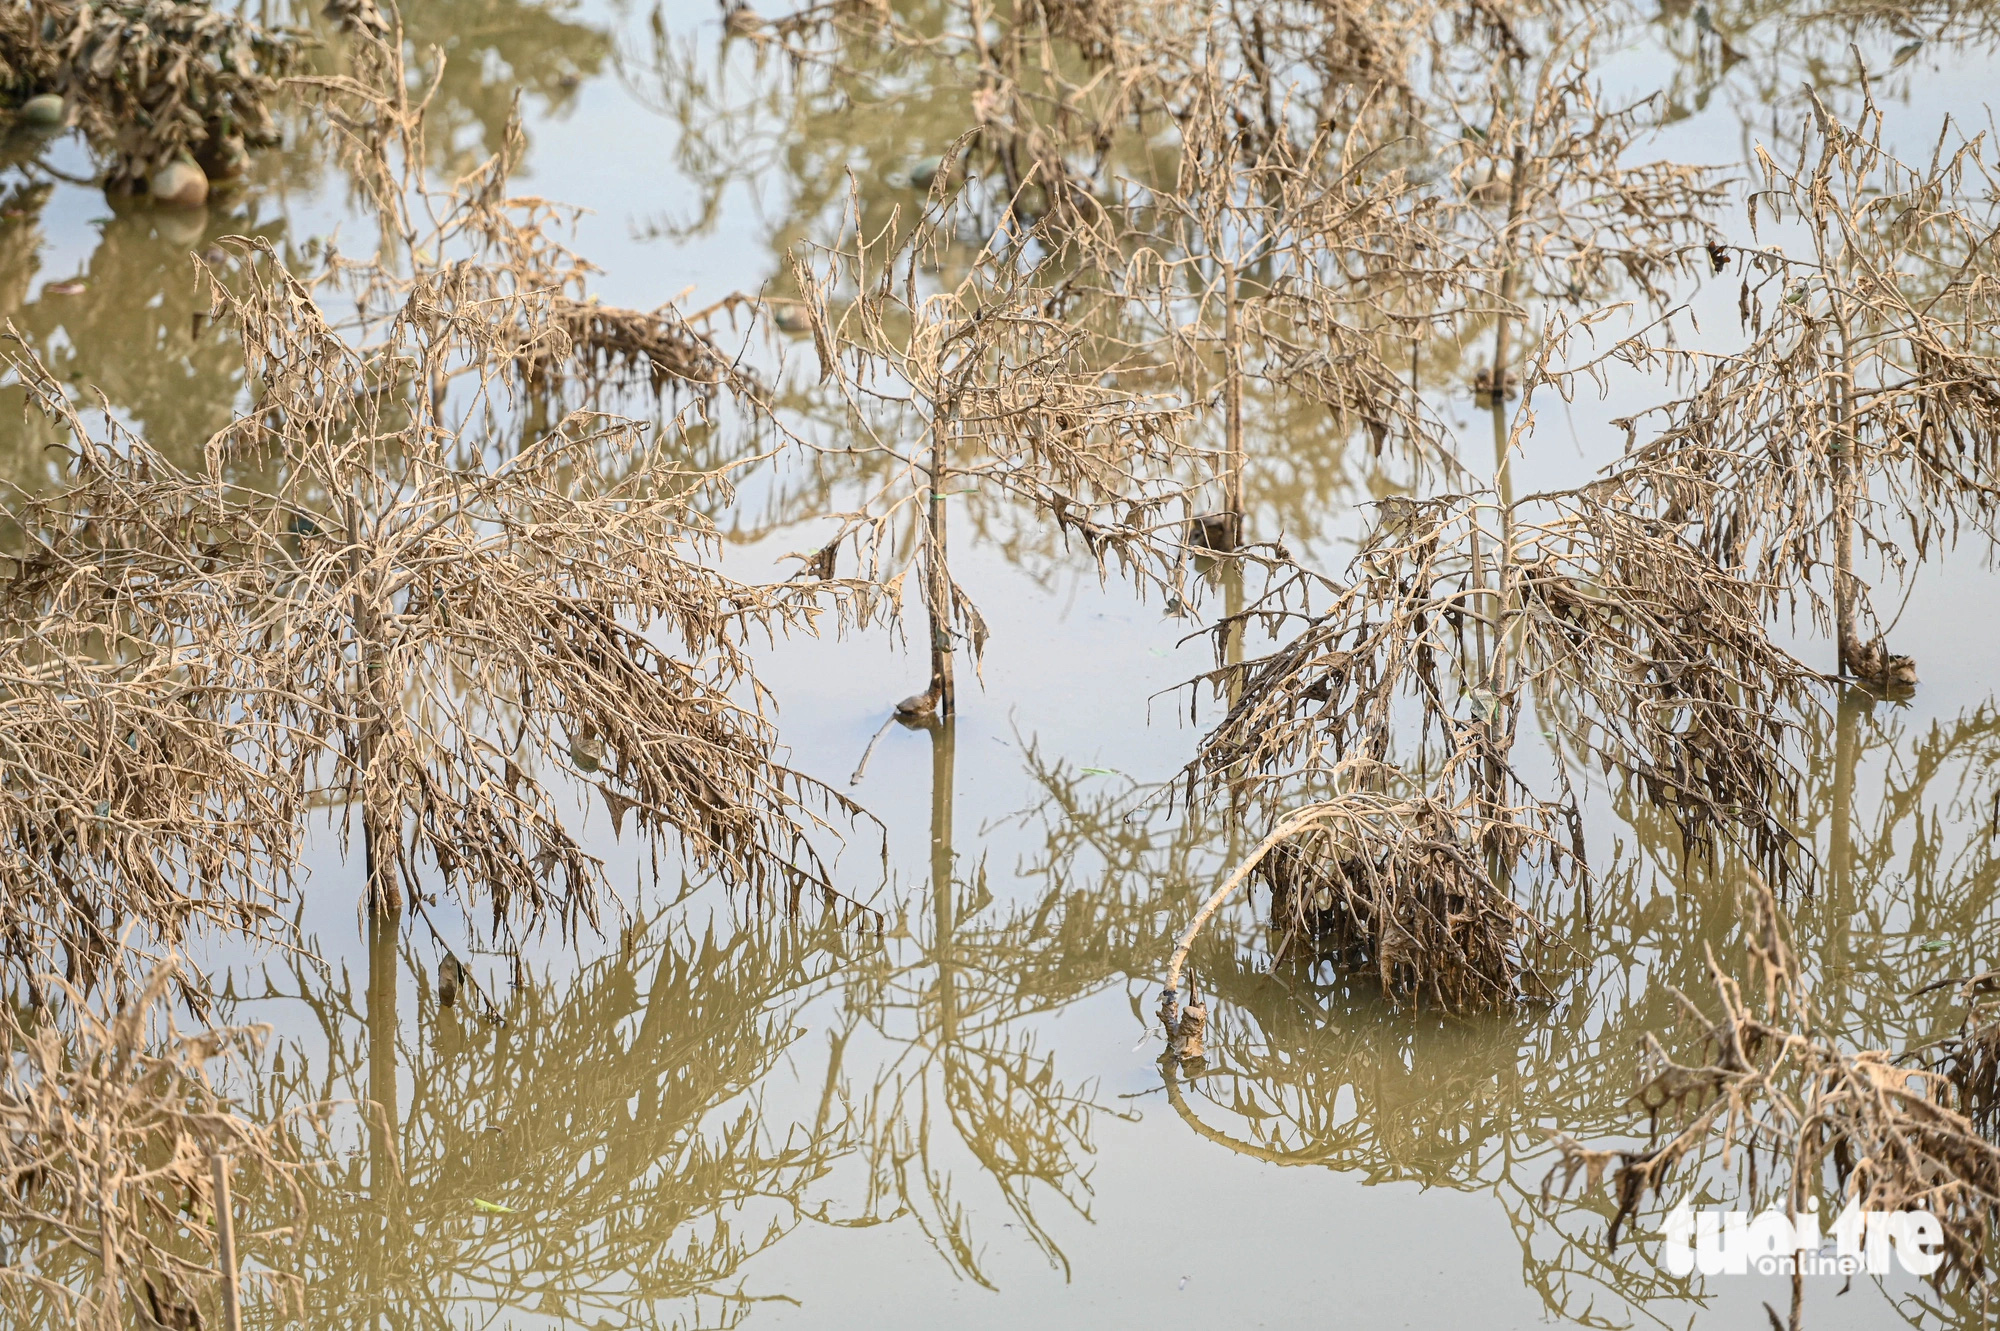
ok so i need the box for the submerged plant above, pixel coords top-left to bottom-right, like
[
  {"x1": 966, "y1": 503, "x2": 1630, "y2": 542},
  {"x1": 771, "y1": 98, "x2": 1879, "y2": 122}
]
[
  {"x1": 0, "y1": 4, "x2": 880, "y2": 985},
  {"x1": 1611, "y1": 85, "x2": 2000, "y2": 688},
  {"x1": 1158, "y1": 57, "x2": 2000, "y2": 1026},
  {"x1": 790, "y1": 187, "x2": 1191, "y2": 718},
  {"x1": 1165, "y1": 383, "x2": 1832, "y2": 1008}
]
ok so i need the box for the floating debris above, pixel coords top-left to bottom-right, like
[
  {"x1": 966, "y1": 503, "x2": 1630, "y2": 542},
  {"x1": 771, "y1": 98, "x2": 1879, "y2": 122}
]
[
  {"x1": 149, "y1": 159, "x2": 208, "y2": 209},
  {"x1": 894, "y1": 690, "x2": 938, "y2": 721},
  {"x1": 438, "y1": 955, "x2": 467, "y2": 1008},
  {"x1": 17, "y1": 93, "x2": 63, "y2": 127}
]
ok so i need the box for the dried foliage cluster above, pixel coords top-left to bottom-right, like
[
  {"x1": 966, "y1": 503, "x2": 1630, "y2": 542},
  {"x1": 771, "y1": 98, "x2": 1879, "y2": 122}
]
[
  {"x1": 693, "y1": 0, "x2": 1807, "y2": 1019},
  {"x1": 789, "y1": 195, "x2": 1193, "y2": 715},
  {"x1": 1612, "y1": 85, "x2": 2000, "y2": 688},
  {"x1": 1523, "y1": 89, "x2": 2000, "y2": 1292},
  {"x1": 703, "y1": 28, "x2": 2000, "y2": 1310},
  {"x1": 0, "y1": 0, "x2": 304, "y2": 188},
  {"x1": 712, "y1": 0, "x2": 1749, "y2": 736},
  {"x1": 0, "y1": 558, "x2": 299, "y2": 1001},
  {"x1": 1170, "y1": 444, "x2": 1828, "y2": 1000},
  {"x1": 0, "y1": 5, "x2": 900, "y2": 1314},
  {"x1": 1157, "y1": 90, "x2": 2000, "y2": 1024},
  {"x1": 1166, "y1": 776, "x2": 1542, "y2": 1012},
  {"x1": 1926, "y1": 971, "x2": 2000, "y2": 1134},
  {"x1": 0, "y1": 3, "x2": 881, "y2": 996}
]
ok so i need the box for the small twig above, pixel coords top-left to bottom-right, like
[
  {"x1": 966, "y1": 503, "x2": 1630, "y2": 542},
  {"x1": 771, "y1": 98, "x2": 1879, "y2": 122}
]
[
  {"x1": 848, "y1": 712, "x2": 900, "y2": 786},
  {"x1": 211, "y1": 1152, "x2": 243, "y2": 1331}
]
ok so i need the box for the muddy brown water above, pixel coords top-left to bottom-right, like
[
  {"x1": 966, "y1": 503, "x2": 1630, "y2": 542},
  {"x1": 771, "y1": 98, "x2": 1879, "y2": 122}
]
[{"x1": 5, "y1": 1, "x2": 2000, "y2": 1326}]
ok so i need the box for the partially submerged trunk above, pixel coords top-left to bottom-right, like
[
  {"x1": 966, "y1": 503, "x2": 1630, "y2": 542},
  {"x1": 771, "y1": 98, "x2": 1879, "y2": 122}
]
[{"x1": 924, "y1": 408, "x2": 957, "y2": 718}]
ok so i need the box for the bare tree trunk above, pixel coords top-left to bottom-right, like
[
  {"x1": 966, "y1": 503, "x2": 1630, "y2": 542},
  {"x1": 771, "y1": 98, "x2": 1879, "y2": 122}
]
[
  {"x1": 1223, "y1": 552, "x2": 1246, "y2": 696},
  {"x1": 362, "y1": 811, "x2": 398, "y2": 915},
  {"x1": 1484, "y1": 398, "x2": 1516, "y2": 709},
  {"x1": 1465, "y1": 140, "x2": 1527, "y2": 711},
  {"x1": 96, "y1": 1139, "x2": 116, "y2": 1331},
  {"x1": 366, "y1": 911, "x2": 399, "y2": 1163},
  {"x1": 925, "y1": 412, "x2": 956, "y2": 717},
  {"x1": 1828, "y1": 684, "x2": 1861, "y2": 969},
  {"x1": 1490, "y1": 370, "x2": 1516, "y2": 507},
  {"x1": 1488, "y1": 399, "x2": 1518, "y2": 688},
  {"x1": 1468, "y1": 507, "x2": 1491, "y2": 686},
  {"x1": 1834, "y1": 462, "x2": 1857, "y2": 675},
  {"x1": 1489, "y1": 144, "x2": 1531, "y2": 397},
  {"x1": 347, "y1": 491, "x2": 401, "y2": 915},
  {"x1": 1222, "y1": 259, "x2": 1245, "y2": 545},
  {"x1": 1223, "y1": 558, "x2": 1245, "y2": 889},
  {"x1": 1409, "y1": 335, "x2": 1420, "y2": 419},
  {"x1": 1474, "y1": 144, "x2": 1531, "y2": 843},
  {"x1": 1466, "y1": 495, "x2": 1500, "y2": 840},
  {"x1": 1833, "y1": 306, "x2": 1860, "y2": 677}
]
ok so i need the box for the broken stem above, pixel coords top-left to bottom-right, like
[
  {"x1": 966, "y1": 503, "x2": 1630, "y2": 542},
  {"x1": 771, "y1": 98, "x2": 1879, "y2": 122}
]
[
  {"x1": 1163, "y1": 810, "x2": 1315, "y2": 997},
  {"x1": 848, "y1": 711, "x2": 901, "y2": 786}
]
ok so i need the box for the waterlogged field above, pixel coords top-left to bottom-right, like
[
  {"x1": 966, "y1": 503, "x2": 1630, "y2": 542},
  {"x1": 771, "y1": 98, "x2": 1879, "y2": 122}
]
[{"x1": 2, "y1": 1, "x2": 2000, "y2": 1328}]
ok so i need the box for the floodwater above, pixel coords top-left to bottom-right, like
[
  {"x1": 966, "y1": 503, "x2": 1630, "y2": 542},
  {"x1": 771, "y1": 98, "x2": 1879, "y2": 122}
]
[{"x1": 4, "y1": 1, "x2": 2000, "y2": 1327}]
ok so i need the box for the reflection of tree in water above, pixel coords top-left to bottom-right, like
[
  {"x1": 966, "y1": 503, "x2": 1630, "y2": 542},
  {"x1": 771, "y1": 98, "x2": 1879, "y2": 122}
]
[
  {"x1": 1005, "y1": 749, "x2": 1697, "y2": 1323},
  {"x1": 231, "y1": 911, "x2": 862, "y2": 1328},
  {"x1": 1638, "y1": 0, "x2": 2000, "y2": 143},
  {"x1": 625, "y1": 3, "x2": 1411, "y2": 571},
  {"x1": 1538, "y1": 695, "x2": 2000, "y2": 1331},
  {"x1": 395, "y1": 0, "x2": 612, "y2": 173},
  {"x1": 837, "y1": 722, "x2": 1129, "y2": 1284},
  {"x1": 4, "y1": 1, "x2": 1997, "y2": 1321},
  {"x1": 1588, "y1": 689, "x2": 2000, "y2": 1046},
  {"x1": 211, "y1": 777, "x2": 1138, "y2": 1327},
  {"x1": 0, "y1": 166, "x2": 48, "y2": 311},
  {"x1": 0, "y1": 199, "x2": 290, "y2": 475},
  {"x1": 621, "y1": 0, "x2": 973, "y2": 253},
  {"x1": 0, "y1": 0, "x2": 617, "y2": 488},
  {"x1": 992, "y1": 693, "x2": 2000, "y2": 1325}
]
